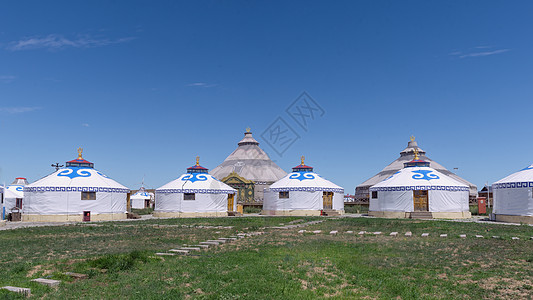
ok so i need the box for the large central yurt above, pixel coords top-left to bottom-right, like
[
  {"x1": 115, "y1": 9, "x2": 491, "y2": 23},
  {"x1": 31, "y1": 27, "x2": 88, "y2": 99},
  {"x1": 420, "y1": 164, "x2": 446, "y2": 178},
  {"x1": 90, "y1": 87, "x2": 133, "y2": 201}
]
[
  {"x1": 154, "y1": 157, "x2": 237, "y2": 217},
  {"x1": 492, "y1": 163, "x2": 533, "y2": 224},
  {"x1": 262, "y1": 157, "x2": 344, "y2": 216},
  {"x1": 210, "y1": 128, "x2": 287, "y2": 203},
  {"x1": 3, "y1": 177, "x2": 29, "y2": 213},
  {"x1": 369, "y1": 150, "x2": 471, "y2": 219},
  {"x1": 130, "y1": 186, "x2": 154, "y2": 209},
  {"x1": 23, "y1": 149, "x2": 129, "y2": 222}
]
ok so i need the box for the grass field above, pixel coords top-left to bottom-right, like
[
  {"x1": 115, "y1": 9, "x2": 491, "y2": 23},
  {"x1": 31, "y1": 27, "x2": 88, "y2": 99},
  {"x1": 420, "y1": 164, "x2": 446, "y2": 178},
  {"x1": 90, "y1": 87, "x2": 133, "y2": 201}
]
[{"x1": 1, "y1": 216, "x2": 533, "y2": 299}]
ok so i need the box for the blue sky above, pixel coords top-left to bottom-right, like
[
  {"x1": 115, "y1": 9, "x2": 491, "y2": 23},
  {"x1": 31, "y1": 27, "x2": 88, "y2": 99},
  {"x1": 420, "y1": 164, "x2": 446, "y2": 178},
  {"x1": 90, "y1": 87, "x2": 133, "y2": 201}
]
[{"x1": 1, "y1": 1, "x2": 532, "y2": 192}]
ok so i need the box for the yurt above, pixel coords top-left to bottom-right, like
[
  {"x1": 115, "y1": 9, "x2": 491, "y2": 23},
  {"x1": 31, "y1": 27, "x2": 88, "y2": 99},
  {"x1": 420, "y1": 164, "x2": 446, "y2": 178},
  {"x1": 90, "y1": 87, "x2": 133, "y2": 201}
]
[
  {"x1": 356, "y1": 137, "x2": 477, "y2": 203},
  {"x1": 154, "y1": 157, "x2": 237, "y2": 217},
  {"x1": 369, "y1": 150, "x2": 471, "y2": 219},
  {"x1": 23, "y1": 148, "x2": 129, "y2": 222},
  {"x1": 130, "y1": 186, "x2": 154, "y2": 209},
  {"x1": 210, "y1": 128, "x2": 287, "y2": 203},
  {"x1": 262, "y1": 157, "x2": 344, "y2": 216},
  {"x1": 3, "y1": 177, "x2": 29, "y2": 212},
  {"x1": 492, "y1": 163, "x2": 533, "y2": 224}
]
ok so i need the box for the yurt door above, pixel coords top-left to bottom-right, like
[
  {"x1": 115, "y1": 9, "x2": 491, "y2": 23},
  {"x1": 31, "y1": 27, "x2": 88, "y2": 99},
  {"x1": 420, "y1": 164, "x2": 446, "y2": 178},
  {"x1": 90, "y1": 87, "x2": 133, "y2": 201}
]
[
  {"x1": 323, "y1": 192, "x2": 333, "y2": 209},
  {"x1": 227, "y1": 194, "x2": 235, "y2": 212},
  {"x1": 413, "y1": 190, "x2": 429, "y2": 211}
]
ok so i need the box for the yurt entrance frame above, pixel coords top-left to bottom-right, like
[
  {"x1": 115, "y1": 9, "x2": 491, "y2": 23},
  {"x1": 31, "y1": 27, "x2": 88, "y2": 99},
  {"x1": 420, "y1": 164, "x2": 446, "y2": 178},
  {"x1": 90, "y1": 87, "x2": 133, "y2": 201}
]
[
  {"x1": 413, "y1": 190, "x2": 429, "y2": 211},
  {"x1": 227, "y1": 194, "x2": 235, "y2": 212},
  {"x1": 323, "y1": 192, "x2": 333, "y2": 209}
]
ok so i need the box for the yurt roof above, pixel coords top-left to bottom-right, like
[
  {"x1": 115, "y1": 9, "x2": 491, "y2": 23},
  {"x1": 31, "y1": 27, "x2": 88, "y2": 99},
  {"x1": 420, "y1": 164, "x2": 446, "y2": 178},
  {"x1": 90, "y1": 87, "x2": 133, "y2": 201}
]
[
  {"x1": 5, "y1": 185, "x2": 24, "y2": 199},
  {"x1": 210, "y1": 129, "x2": 287, "y2": 183},
  {"x1": 357, "y1": 137, "x2": 477, "y2": 195},
  {"x1": 131, "y1": 186, "x2": 153, "y2": 199},
  {"x1": 370, "y1": 166, "x2": 469, "y2": 191},
  {"x1": 269, "y1": 158, "x2": 343, "y2": 193},
  {"x1": 157, "y1": 159, "x2": 236, "y2": 194},
  {"x1": 25, "y1": 150, "x2": 128, "y2": 193},
  {"x1": 493, "y1": 164, "x2": 533, "y2": 187}
]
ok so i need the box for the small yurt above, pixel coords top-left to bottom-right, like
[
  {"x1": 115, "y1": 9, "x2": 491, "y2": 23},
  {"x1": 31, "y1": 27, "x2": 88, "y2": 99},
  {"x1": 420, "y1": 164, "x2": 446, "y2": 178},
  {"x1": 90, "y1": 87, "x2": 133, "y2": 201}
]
[
  {"x1": 262, "y1": 157, "x2": 344, "y2": 216},
  {"x1": 130, "y1": 186, "x2": 154, "y2": 209},
  {"x1": 23, "y1": 148, "x2": 129, "y2": 222},
  {"x1": 492, "y1": 163, "x2": 533, "y2": 224},
  {"x1": 154, "y1": 157, "x2": 237, "y2": 217},
  {"x1": 4, "y1": 177, "x2": 29, "y2": 212},
  {"x1": 369, "y1": 150, "x2": 471, "y2": 219}
]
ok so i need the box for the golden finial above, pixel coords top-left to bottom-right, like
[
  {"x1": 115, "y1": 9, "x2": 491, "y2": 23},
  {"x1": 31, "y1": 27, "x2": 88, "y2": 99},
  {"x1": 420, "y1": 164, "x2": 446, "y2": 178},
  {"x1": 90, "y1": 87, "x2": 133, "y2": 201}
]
[
  {"x1": 301, "y1": 155, "x2": 305, "y2": 165},
  {"x1": 246, "y1": 127, "x2": 251, "y2": 133},
  {"x1": 410, "y1": 135, "x2": 415, "y2": 142},
  {"x1": 413, "y1": 148, "x2": 419, "y2": 160},
  {"x1": 77, "y1": 147, "x2": 83, "y2": 159},
  {"x1": 196, "y1": 156, "x2": 200, "y2": 166}
]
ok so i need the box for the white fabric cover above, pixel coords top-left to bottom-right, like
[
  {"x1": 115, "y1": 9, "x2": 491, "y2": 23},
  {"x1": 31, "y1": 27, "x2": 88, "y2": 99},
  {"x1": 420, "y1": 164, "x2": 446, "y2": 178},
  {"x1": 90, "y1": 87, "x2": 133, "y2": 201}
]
[
  {"x1": 24, "y1": 167, "x2": 128, "y2": 215},
  {"x1": 370, "y1": 166, "x2": 469, "y2": 213},
  {"x1": 3, "y1": 185, "x2": 24, "y2": 211},
  {"x1": 130, "y1": 189, "x2": 154, "y2": 209},
  {"x1": 155, "y1": 173, "x2": 236, "y2": 213},
  {"x1": 493, "y1": 164, "x2": 533, "y2": 216},
  {"x1": 263, "y1": 171, "x2": 344, "y2": 212}
]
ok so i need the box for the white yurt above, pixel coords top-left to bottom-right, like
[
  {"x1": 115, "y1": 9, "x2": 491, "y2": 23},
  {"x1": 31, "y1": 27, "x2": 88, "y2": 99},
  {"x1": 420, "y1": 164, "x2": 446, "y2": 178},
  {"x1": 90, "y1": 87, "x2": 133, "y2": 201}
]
[
  {"x1": 369, "y1": 150, "x2": 471, "y2": 219},
  {"x1": 154, "y1": 157, "x2": 237, "y2": 217},
  {"x1": 130, "y1": 186, "x2": 154, "y2": 209},
  {"x1": 23, "y1": 148, "x2": 129, "y2": 222},
  {"x1": 492, "y1": 163, "x2": 533, "y2": 224},
  {"x1": 3, "y1": 177, "x2": 29, "y2": 213},
  {"x1": 262, "y1": 157, "x2": 344, "y2": 216}
]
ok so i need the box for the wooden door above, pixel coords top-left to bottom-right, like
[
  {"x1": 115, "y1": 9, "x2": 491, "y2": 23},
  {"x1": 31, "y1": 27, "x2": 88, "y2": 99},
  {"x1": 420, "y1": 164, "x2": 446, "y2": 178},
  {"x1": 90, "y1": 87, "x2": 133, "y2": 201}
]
[
  {"x1": 227, "y1": 194, "x2": 235, "y2": 212},
  {"x1": 413, "y1": 190, "x2": 429, "y2": 211},
  {"x1": 323, "y1": 192, "x2": 333, "y2": 209}
]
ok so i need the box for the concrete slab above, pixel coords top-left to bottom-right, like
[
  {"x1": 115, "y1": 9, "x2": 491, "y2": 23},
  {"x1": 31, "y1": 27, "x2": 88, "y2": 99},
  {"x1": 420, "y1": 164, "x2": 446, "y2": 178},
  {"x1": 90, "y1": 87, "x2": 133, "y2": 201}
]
[
  {"x1": 405, "y1": 232, "x2": 412, "y2": 237},
  {"x1": 373, "y1": 232, "x2": 382, "y2": 235},
  {"x1": 492, "y1": 236, "x2": 500, "y2": 239},
  {"x1": 180, "y1": 247, "x2": 201, "y2": 251},
  {"x1": 191, "y1": 244, "x2": 210, "y2": 249},
  {"x1": 459, "y1": 234, "x2": 467, "y2": 238},
  {"x1": 155, "y1": 252, "x2": 176, "y2": 256},
  {"x1": 200, "y1": 241, "x2": 220, "y2": 246},
  {"x1": 475, "y1": 235, "x2": 484, "y2": 238},
  {"x1": 330, "y1": 231, "x2": 338, "y2": 235},
  {"x1": 298, "y1": 230, "x2": 306, "y2": 233},
  {"x1": 211, "y1": 239, "x2": 227, "y2": 244},
  {"x1": 440, "y1": 234, "x2": 447, "y2": 238},
  {"x1": 346, "y1": 231, "x2": 354, "y2": 234},
  {"x1": 390, "y1": 232, "x2": 398, "y2": 236},
  {"x1": 30, "y1": 278, "x2": 60, "y2": 287},
  {"x1": 512, "y1": 237, "x2": 520, "y2": 240},
  {"x1": 169, "y1": 249, "x2": 189, "y2": 254},
  {"x1": 312, "y1": 230, "x2": 322, "y2": 234},
  {"x1": 2, "y1": 286, "x2": 31, "y2": 296},
  {"x1": 421, "y1": 233, "x2": 429, "y2": 237}
]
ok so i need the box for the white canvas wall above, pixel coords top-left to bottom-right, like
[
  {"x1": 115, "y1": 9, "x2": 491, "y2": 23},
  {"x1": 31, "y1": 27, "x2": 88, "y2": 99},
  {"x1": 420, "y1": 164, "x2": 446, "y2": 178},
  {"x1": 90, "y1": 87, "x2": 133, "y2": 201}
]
[
  {"x1": 263, "y1": 190, "x2": 344, "y2": 211},
  {"x1": 23, "y1": 191, "x2": 127, "y2": 215},
  {"x1": 371, "y1": 190, "x2": 468, "y2": 212},
  {"x1": 493, "y1": 187, "x2": 533, "y2": 216},
  {"x1": 155, "y1": 192, "x2": 232, "y2": 213}
]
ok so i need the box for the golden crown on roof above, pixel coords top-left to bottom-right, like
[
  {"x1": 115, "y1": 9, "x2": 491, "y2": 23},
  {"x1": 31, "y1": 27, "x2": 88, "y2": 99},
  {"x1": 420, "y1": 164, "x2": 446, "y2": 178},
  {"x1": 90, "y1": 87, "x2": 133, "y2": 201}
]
[
  {"x1": 77, "y1": 147, "x2": 83, "y2": 159},
  {"x1": 410, "y1": 135, "x2": 415, "y2": 142},
  {"x1": 246, "y1": 127, "x2": 251, "y2": 133},
  {"x1": 413, "y1": 148, "x2": 420, "y2": 160},
  {"x1": 196, "y1": 156, "x2": 200, "y2": 166},
  {"x1": 301, "y1": 155, "x2": 305, "y2": 165}
]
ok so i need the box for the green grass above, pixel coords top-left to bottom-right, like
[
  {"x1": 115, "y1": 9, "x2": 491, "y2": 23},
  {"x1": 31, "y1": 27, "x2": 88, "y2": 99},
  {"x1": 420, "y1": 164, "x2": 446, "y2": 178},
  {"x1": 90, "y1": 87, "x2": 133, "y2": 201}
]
[
  {"x1": 344, "y1": 204, "x2": 369, "y2": 214},
  {"x1": 1, "y1": 217, "x2": 533, "y2": 299}
]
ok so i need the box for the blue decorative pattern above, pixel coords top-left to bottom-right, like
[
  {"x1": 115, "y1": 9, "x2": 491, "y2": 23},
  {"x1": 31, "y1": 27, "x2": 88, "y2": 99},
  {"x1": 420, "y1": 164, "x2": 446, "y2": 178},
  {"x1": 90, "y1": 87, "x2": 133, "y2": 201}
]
[
  {"x1": 370, "y1": 186, "x2": 468, "y2": 192},
  {"x1": 57, "y1": 167, "x2": 92, "y2": 179},
  {"x1": 268, "y1": 187, "x2": 344, "y2": 193},
  {"x1": 384, "y1": 171, "x2": 401, "y2": 181},
  {"x1": 411, "y1": 170, "x2": 440, "y2": 181},
  {"x1": 24, "y1": 186, "x2": 129, "y2": 193},
  {"x1": 156, "y1": 189, "x2": 235, "y2": 194},
  {"x1": 181, "y1": 173, "x2": 210, "y2": 183},
  {"x1": 493, "y1": 182, "x2": 533, "y2": 189},
  {"x1": 288, "y1": 172, "x2": 316, "y2": 181}
]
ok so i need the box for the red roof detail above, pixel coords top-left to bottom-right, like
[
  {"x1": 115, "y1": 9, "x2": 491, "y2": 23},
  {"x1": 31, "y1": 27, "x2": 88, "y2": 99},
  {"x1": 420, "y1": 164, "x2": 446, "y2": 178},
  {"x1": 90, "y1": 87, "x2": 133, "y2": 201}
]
[
  {"x1": 16, "y1": 177, "x2": 26, "y2": 180},
  {"x1": 187, "y1": 165, "x2": 208, "y2": 170},
  {"x1": 293, "y1": 164, "x2": 313, "y2": 169},
  {"x1": 66, "y1": 158, "x2": 93, "y2": 164}
]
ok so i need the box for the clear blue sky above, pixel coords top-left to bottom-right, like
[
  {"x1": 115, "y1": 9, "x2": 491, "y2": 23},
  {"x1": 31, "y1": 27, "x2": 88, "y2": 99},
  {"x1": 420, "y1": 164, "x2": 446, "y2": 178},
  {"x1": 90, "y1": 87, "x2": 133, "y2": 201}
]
[{"x1": 1, "y1": 1, "x2": 532, "y2": 192}]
